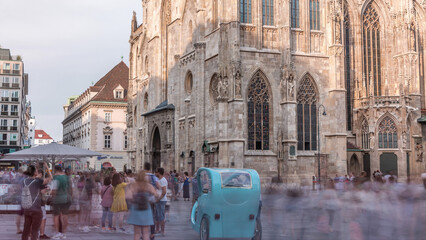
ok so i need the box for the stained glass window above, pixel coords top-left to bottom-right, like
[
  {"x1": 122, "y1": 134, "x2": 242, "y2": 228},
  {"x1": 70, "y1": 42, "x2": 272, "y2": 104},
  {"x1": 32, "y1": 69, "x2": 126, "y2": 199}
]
[
  {"x1": 309, "y1": 0, "x2": 320, "y2": 30},
  {"x1": 248, "y1": 72, "x2": 270, "y2": 150},
  {"x1": 262, "y1": 0, "x2": 274, "y2": 25},
  {"x1": 240, "y1": 0, "x2": 252, "y2": 23},
  {"x1": 378, "y1": 116, "x2": 397, "y2": 148},
  {"x1": 297, "y1": 75, "x2": 317, "y2": 151},
  {"x1": 363, "y1": 4, "x2": 381, "y2": 96},
  {"x1": 291, "y1": 0, "x2": 300, "y2": 28},
  {"x1": 344, "y1": 2, "x2": 352, "y2": 130},
  {"x1": 361, "y1": 118, "x2": 369, "y2": 149}
]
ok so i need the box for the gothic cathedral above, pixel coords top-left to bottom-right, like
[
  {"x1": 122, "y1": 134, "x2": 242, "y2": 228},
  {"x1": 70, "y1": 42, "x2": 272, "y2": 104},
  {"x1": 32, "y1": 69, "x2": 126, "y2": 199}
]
[{"x1": 127, "y1": 0, "x2": 426, "y2": 183}]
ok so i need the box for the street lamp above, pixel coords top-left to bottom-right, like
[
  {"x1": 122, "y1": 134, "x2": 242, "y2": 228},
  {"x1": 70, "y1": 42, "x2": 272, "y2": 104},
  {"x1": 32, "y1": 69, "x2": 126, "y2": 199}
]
[{"x1": 317, "y1": 104, "x2": 327, "y2": 190}]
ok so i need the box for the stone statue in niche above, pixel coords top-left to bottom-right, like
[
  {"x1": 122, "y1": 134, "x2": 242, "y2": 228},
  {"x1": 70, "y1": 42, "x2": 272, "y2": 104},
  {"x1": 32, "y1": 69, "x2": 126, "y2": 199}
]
[
  {"x1": 402, "y1": 131, "x2": 408, "y2": 149},
  {"x1": 280, "y1": 72, "x2": 286, "y2": 102},
  {"x1": 287, "y1": 72, "x2": 295, "y2": 100},
  {"x1": 370, "y1": 133, "x2": 375, "y2": 151},
  {"x1": 416, "y1": 142, "x2": 423, "y2": 162},
  {"x1": 234, "y1": 70, "x2": 242, "y2": 99},
  {"x1": 217, "y1": 74, "x2": 229, "y2": 100}
]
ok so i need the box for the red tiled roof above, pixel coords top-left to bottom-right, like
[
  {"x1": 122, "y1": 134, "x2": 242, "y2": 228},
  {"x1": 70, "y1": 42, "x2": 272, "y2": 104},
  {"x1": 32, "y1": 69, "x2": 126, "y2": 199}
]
[
  {"x1": 35, "y1": 130, "x2": 53, "y2": 140},
  {"x1": 91, "y1": 61, "x2": 129, "y2": 102}
]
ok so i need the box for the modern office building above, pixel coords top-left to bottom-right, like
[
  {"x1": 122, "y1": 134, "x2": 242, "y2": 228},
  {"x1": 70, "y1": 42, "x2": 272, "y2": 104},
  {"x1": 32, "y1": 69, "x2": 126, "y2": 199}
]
[{"x1": 0, "y1": 48, "x2": 29, "y2": 154}]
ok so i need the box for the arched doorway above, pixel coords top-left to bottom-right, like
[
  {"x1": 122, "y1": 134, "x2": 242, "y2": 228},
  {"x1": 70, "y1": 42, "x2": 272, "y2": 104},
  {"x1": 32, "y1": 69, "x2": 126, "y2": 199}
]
[
  {"x1": 380, "y1": 153, "x2": 398, "y2": 176},
  {"x1": 152, "y1": 127, "x2": 161, "y2": 172},
  {"x1": 349, "y1": 154, "x2": 361, "y2": 175},
  {"x1": 363, "y1": 153, "x2": 371, "y2": 177}
]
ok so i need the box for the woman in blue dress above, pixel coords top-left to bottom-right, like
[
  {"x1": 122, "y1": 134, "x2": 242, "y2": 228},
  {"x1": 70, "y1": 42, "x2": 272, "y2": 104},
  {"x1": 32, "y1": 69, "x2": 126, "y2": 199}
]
[{"x1": 127, "y1": 171, "x2": 159, "y2": 240}]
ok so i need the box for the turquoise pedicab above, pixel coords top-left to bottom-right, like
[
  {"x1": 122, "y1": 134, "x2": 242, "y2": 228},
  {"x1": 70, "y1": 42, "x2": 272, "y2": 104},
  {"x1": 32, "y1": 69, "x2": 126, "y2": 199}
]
[{"x1": 191, "y1": 168, "x2": 262, "y2": 240}]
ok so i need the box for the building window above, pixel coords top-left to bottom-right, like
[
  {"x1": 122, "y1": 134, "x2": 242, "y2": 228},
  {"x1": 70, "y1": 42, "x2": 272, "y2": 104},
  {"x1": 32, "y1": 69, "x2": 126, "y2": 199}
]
[
  {"x1": 3, "y1": 77, "x2": 9, "y2": 83},
  {"x1": 124, "y1": 135, "x2": 128, "y2": 149},
  {"x1": 378, "y1": 116, "x2": 397, "y2": 148},
  {"x1": 104, "y1": 135, "x2": 111, "y2": 149},
  {"x1": 13, "y1": 64, "x2": 20, "y2": 70},
  {"x1": 297, "y1": 75, "x2": 317, "y2": 151},
  {"x1": 0, "y1": 119, "x2": 7, "y2": 131},
  {"x1": 115, "y1": 90, "x2": 123, "y2": 99},
  {"x1": 361, "y1": 118, "x2": 369, "y2": 149},
  {"x1": 344, "y1": 3, "x2": 352, "y2": 130},
  {"x1": 11, "y1": 105, "x2": 18, "y2": 116},
  {"x1": 362, "y1": 3, "x2": 382, "y2": 96},
  {"x1": 1, "y1": 105, "x2": 8, "y2": 115},
  {"x1": 105, "y1": 112, "x2": 111, "y2": 122},
  {"x1": 3, "y1": 63, "x2": 10, "y2": 70},
  {"x1": 262, "y1": 0, "x2": 274, "y2": 25},
  {"x1": 11, "y1": 91, "x2": 19, "y2": 101},
  {"x1": 291, "y1": 0, "x2": 300, "y2": 28},
  {"x1": 309, "y1": 0, "x2": 320, "y2": 30},
  {"x1": 247, "y1": 71, "x2": 270, "y2": 150},
  {"x1": 240, "y1": 0, "x2": 252, "y2": 23}
]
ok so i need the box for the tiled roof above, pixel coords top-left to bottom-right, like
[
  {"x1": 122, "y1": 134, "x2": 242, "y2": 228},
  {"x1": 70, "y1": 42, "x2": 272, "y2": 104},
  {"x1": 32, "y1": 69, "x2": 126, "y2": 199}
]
[
  {"x1": 35, "y1": 130, "x2": 53, "y2": 140},
  {"x1": 91, "y1": 61, "x2": 129, "y2": 102}
]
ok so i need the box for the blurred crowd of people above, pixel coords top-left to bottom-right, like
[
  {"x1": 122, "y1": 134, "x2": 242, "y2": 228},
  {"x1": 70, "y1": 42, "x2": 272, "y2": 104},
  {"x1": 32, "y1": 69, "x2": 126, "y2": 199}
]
[
  {"x1": 9, "y1": 162, "x2": 194, "y2": 240},
  {"x1": 265, "y1": 172, "x2": 426, "y2": 240}
]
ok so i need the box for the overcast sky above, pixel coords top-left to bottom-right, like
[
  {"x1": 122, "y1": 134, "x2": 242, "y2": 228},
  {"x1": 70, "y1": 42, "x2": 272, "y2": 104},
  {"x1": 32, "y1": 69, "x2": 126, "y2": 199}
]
[{"x1": 0, "y1": 0, "x2": 142, "y2": 141}]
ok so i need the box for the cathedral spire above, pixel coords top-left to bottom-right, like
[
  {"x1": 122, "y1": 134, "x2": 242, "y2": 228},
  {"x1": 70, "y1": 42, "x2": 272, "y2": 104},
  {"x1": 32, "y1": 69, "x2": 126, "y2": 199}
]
[{"x1": 131, "y1": 11, "x2": 138, "y2": 33}]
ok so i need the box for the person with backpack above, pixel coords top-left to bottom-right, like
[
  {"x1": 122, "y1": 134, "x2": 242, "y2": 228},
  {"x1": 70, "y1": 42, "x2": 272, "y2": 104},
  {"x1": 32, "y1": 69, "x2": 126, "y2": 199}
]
[
  {"x1": 127, "y1": 171, "x2": 159, "y2": 240},
  {"x1": 21, "y1": 162, "x2": 52, "y2": 240},
  {"x1": 143, "y1": 162, "x2": 161, "y2": 240}
]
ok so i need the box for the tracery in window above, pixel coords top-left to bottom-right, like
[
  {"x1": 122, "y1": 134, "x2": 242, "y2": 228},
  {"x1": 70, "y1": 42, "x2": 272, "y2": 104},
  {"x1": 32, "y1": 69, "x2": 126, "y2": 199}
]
[
  {"x1": 378, "y1": 116, "x2": 397, "y2": 149},
  {"x1": 362, "y1": 3, "x2": 382, "y2": 96},
  {"x1": 247, "y1": 71, "x2": 270, "y2": 150},
  {"x1": 291, "y1": 0, "x2": 300, "y2": 28},
  {"x1": 309, "y1": 0, "x2": 320, "y2": 30},
  {"x1": 262, "y1": 0, "x2": 274, "y2": 25},
  {"x1": 297, "y1": 75, "x2": 317, "y2": 151},
  {"x1": 361, "y1": 118, "x2": 369, "y2": 149}
]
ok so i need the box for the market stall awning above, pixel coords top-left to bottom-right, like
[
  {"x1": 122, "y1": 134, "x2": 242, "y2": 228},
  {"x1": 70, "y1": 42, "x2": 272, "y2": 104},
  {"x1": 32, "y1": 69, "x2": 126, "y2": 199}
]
[{"x1": 0, "y1": 142, "x2": 104, "y2": 161}]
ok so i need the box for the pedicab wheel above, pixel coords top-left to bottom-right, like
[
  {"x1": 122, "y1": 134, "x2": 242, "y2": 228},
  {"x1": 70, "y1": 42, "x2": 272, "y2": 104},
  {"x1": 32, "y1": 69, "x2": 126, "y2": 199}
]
[
  {"x1": 200, "y1": 217, "x2": 209, "y2": 240},
  {"x1": 252, "y1": 218, "x2": 262, "y2": 240}
]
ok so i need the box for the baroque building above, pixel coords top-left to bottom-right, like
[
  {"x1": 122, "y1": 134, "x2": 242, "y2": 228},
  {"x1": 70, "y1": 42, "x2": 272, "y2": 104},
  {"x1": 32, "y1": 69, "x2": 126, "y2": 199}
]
[
  {"x1": 63, "y1": 62, "x2": 130, "y2": 171},
  {"x1": 127, "y1": 0, "x2": 426, "y2": 183}
]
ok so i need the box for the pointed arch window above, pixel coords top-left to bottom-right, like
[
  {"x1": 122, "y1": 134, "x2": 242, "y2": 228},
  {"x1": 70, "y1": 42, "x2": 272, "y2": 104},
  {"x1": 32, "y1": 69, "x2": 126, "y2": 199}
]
[
  {"x1": 240, "y1": 0, "x2": 252, "y2": 23},
  {"x1": 247, "y1": 72, "x2": 270, "y2": 150},
  {"x1": 362, "y1": 4, "x2": 382, "y2": 96},
  {"x1": 378, "y1": 116, "x2": 397, "y2": 148},
  {"x1": 297, "y1": 75, "x2": 317, "y2": 151},
  {"x1": 262, "y1": 0, "x2": 274, "y2": 25},
  {"x1": 291, "y1": 0, "x2": 300, "y2": 28},
  {"x1": 361, "y1": 118, "x2": 369, "y2": 149}
]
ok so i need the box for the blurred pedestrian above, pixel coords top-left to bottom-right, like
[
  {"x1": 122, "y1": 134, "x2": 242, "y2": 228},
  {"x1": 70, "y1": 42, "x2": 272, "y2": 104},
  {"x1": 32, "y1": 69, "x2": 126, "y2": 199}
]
[
  {"x1": 51, "y1": 165, "x2": 69, "y2": 239},
  {"x1": 154, "y1": 168, "x2": 167, "y2": 236},
  {"x1": 127, "y1": 171, "x2": 159, "y2": 240},
  {"x1": 100, "y1": 176, "x2": 114, "y2": 231},
  {"x1": 111, "y1": 173, "x2": 128, "y2": 232},
  {"x1": 183, "y1": 172, "x2": 190, "y2": 201},
  {"x1": 144, "y1": 162, "x2": 160, "y2": 240},
  {"x1": 21, "y1": 163, "x2": 52, "y2": 240}
]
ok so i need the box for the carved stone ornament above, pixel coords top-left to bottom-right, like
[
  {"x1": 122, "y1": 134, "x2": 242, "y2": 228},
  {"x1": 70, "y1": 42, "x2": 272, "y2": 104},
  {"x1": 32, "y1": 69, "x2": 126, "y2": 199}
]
[
  {"x1": 103, "y1": 126, "x2": 113, "y2": 134},
  {"x1": 370, "y1": 133, "x2": 375, "y2": 151}
]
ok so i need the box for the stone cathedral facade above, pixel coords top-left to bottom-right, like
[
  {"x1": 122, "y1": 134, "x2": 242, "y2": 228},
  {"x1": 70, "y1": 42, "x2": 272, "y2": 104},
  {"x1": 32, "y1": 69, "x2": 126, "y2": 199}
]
[{"x1": 126, "y1": 0, "x2": 426, "y2": 183}]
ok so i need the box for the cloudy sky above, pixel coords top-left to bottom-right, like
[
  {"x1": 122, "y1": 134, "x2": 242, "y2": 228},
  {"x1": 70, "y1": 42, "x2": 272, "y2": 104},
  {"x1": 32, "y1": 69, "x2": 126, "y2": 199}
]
[{"x1": 0, "y1": 0, "x2": 142, "y2": 141}]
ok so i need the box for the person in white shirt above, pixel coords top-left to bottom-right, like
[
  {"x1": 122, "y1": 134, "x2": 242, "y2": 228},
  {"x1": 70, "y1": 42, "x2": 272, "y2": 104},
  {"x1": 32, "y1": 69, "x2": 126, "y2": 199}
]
[{"x1": 154, "y1": 168, "x2": 168, "y2": 236}]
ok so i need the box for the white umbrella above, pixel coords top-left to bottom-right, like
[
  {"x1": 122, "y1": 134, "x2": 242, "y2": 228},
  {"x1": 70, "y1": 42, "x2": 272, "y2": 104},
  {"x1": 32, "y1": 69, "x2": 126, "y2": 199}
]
[{"x1": 1, "y1": 142, "x2": 104, "y2": 171}]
